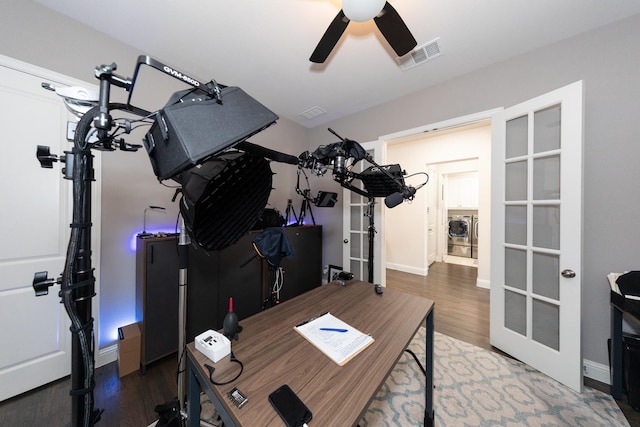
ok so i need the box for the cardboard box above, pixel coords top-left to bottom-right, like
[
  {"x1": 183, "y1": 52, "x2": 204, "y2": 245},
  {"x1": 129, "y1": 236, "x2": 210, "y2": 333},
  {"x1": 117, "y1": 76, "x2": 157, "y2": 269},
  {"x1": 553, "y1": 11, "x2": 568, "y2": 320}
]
[{"x1": 117, "y1": 323, "x2": 141, "y2": 377}]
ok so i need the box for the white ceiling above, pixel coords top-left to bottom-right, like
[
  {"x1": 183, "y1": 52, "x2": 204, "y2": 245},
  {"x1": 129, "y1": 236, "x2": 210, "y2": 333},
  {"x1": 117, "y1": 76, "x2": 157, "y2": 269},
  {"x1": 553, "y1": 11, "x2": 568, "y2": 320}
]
[{"x1": 35, "y1": 0, "x2": 640, "y2": 128}]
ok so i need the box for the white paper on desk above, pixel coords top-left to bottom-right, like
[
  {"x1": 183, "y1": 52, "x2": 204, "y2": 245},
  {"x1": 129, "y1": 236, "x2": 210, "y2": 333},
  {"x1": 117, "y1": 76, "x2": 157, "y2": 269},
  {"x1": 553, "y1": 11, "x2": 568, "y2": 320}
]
[{"x1": 294, "y1": 312, "x2": 374, "y2": 366}]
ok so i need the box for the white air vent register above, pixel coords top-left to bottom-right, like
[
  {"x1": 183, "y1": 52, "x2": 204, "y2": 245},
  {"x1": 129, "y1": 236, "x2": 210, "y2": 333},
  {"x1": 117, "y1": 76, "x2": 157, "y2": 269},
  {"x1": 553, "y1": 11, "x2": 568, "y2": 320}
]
[{"x1": 396, "y1": 38, "x2": 443, "y2": 71}]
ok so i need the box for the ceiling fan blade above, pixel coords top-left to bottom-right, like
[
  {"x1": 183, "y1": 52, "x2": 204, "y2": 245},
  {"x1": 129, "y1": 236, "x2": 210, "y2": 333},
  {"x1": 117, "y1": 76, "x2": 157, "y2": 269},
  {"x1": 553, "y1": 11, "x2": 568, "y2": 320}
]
[
  {"x1": 310, "y1": 10, "x2": 350, "y2": 63},
  {"x1": 373, "y1": 2, "x2": 417, "y2": 57}
]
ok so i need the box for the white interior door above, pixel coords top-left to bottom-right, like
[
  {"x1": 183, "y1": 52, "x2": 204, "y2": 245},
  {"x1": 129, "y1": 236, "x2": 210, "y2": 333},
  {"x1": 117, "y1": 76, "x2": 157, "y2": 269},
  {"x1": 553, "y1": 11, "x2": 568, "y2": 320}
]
[
  {"x1": 490, "y1": 81, "x2": 583, "y2": 392},
  {"x1": 0, "y1": 56, "x2": 101, "y2": 401},
  {"x1": 342, "y1": 140, "x2": 386, "y2": 286}
]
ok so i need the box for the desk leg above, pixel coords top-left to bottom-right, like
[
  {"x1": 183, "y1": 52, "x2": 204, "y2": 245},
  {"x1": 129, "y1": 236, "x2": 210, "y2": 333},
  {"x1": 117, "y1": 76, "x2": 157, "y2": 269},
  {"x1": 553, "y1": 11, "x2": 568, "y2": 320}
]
[
  {"x1": 187, "y1": 356, "x2": 202, "y2": 427},
  {"x1": 425, "y1": 309, "x2": 435, "y2": 427},
  {"x1": 611, "y1": 306, "x2": 623, "y2": 399}
]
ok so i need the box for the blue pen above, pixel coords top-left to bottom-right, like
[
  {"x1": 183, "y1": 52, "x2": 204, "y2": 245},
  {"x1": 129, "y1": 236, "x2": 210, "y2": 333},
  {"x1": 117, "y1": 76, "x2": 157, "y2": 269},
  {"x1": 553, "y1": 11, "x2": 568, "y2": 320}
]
[{"x1": 320, "y1": 328, "x2": 348, "y2": 333}]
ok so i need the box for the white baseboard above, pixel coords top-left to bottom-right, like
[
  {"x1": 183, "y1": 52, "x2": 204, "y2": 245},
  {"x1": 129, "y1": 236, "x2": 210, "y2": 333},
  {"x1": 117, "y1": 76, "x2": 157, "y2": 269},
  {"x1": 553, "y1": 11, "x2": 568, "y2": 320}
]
[
  {"x1": 476, "y1": 278, "x2": 490, "y2": 289},
  {"x1": 386, "y1": 263, "x2": 428, "y2": 276},
  {"x1": 583, "y1": 358, "x2": 610, "y2": 385},
  {"x1": 97, "y1": 344, "x2": 118, "y2": 368}
]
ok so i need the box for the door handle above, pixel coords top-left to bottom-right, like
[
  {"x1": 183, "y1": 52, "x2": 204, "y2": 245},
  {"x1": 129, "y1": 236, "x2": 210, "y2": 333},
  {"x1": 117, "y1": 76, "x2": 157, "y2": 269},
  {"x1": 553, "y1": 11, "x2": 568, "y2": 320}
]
[
  {"x1": 561, "y1": 269, "x2": 576, "y2": 278},
  {"x1": 343, "y1": 239, "x2": 349, "y2": 244}
]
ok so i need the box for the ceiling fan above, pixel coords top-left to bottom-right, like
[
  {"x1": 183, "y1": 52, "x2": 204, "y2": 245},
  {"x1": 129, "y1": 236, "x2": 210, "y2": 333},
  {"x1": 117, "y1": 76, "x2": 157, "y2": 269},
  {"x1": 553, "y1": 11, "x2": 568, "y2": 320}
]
[{"x1": 310, "y1": 0, "x2": 417, "y2": 63}]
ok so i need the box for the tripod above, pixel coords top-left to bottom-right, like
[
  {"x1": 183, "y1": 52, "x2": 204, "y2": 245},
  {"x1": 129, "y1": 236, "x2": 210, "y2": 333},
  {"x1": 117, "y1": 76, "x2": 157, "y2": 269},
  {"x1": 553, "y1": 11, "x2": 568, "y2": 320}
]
[
  {"x1": 297, "y1": 189, "x2": 316, "y2": 226},
  {"x1": 284, "y1": 199, "x2": 298, "y2": 225}
]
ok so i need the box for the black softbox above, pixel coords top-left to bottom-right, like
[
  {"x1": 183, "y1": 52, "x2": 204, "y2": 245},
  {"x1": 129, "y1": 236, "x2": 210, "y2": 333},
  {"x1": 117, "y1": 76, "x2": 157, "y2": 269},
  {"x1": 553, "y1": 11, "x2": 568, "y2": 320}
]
[
  {"x1": 143, "y1": 86, "x2": 278, "y2": 181},
  {"x1": 359, "y1": 164, "x2": 405, "y2": 197},
  {"x1": 175, "y1": 151, "x2": 273, "y2": 251}
]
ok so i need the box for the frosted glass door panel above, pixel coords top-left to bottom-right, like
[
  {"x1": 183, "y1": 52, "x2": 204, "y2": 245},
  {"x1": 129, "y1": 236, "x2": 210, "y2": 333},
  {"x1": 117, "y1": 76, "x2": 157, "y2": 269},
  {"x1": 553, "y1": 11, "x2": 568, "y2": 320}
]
[
  {"x1": 533, "y1": 299, "x2": 560, "y2": 351},
  {"x1": 505, "y1": 290, "x2": 527, "y2": 336},
  {"x1": 534, "y1": 105, "x2": 561, "y2": 153},
  {"x1": 505, "y1": 248, "x2": 526, "y2": 291},
  {"x1": 350, "y1": 206, "x2": 361, "y2": 229},
  {"x1": 505, "y1": 206, "x2": 527, "y2": 245},
  {"x1": 506, "y1": 115, "x2": 528, "y2": 158},
  {"x1": 505, "y1": 161, "x2": 527, "y2": 201},
  {"x1": 350, "y1": 233, "x2": 361, "y2": 257},
  {"x1": 533, "y1": 252, "x2": 560, "y2": 300},
  {"x1": 533, "y1": 155, "x2": 560, "y2": 200},
  {"x1": 532, "y1": 205, "x2": 560, "y2": 250}
]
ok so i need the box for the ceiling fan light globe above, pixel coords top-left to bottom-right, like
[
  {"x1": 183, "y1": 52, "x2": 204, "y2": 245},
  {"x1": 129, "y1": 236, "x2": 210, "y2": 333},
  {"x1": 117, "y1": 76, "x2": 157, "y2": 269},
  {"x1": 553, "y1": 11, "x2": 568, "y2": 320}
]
[{"x1": 343, "y1": 0, "x2": 386, "y2": 22}]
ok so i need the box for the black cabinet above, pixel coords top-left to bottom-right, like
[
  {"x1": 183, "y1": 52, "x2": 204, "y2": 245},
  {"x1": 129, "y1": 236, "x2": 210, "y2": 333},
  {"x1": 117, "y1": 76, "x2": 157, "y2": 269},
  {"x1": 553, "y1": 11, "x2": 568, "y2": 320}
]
[
  {"x1": 136, "y1": 227, "x2": 323, "y2": 362},
  {"x1": 187, "y1": 225, "x2": 323, "y2": 341},
  {"x1": 187, "y1": 231, "x2": 263, "y2": 342},
  {"x1": 135, "y1": 235, "x2": 179, "y2": 371},
  {"x1": 278, "y1": 226, "x2": 323, "y2": 302}
]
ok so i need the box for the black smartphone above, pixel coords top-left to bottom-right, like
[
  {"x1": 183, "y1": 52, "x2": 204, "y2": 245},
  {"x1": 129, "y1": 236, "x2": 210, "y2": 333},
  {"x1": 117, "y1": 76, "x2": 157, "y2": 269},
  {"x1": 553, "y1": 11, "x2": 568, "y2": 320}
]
[{"x1": 268, "y1": 384, "x2": 312, "y2": 427}]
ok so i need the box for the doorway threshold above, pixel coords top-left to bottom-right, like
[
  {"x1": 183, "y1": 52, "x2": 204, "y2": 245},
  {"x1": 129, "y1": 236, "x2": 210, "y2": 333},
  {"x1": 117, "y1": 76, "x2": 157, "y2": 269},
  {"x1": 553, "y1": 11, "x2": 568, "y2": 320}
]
[{"x1": 445, "y1": 255, "x2": 478, "y2": 267}]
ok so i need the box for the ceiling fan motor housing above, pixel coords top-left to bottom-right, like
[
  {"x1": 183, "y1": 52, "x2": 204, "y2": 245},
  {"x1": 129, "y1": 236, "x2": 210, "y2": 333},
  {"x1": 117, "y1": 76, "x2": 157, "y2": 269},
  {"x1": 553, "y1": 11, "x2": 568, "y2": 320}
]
[{"x1": 343, "y1": 0, "x2": 386, "y2": 22}]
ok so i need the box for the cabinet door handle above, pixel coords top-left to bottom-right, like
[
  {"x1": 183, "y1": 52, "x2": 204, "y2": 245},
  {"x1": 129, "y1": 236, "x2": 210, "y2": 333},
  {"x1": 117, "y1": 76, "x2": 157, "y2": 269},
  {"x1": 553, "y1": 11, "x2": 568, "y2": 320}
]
[{"x1": 150, "y1": 245, "x2": 154, "y2": 264}]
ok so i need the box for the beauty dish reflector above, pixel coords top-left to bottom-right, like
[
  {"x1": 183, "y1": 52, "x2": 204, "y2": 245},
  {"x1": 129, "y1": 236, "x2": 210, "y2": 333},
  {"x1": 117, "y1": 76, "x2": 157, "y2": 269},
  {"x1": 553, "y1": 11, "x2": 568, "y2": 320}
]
[{"x1": 174, "y1": 151, "x2": 273, "y2": 251}]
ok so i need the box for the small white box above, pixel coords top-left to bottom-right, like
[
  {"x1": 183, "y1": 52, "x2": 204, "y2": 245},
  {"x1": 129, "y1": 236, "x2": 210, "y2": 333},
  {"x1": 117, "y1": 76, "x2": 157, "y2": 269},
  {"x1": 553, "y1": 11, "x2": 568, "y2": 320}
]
[{"x1": 195, "y1": 330, "x2": 231, "y2": 363}]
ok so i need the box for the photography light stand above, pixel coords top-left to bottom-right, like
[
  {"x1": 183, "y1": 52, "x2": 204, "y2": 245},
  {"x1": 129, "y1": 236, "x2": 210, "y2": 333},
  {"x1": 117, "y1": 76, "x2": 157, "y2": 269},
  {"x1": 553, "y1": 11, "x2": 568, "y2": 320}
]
[
  {"x1": 34, "y1": 56, "x2": 282, "y2": 427},
  {"x1": 33, "y1": 64, "x2": 140, "y2": 426},
  {"x1": 32, "y1": 60, "x2": 185, "y2": 427},
  {"x1": 176, "y1": 216, "x2": 190, "y2": 417}
]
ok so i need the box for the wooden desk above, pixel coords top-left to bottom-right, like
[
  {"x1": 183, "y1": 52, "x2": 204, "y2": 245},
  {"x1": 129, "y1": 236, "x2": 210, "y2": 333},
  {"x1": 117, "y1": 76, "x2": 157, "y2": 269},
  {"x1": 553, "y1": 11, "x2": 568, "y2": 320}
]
[{"x1": 186, "y1": 280, "x2": 435, "y2": 426}]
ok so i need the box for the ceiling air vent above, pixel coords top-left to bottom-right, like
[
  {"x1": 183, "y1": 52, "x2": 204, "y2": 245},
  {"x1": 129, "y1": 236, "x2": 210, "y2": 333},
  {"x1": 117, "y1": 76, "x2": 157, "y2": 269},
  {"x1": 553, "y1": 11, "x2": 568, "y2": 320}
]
[
  {"x1": 396, "y1": 38, "x2": 443, "y2": 71},
  {"x1": 299, "y1": 106, "x2": 327, "y2": 120}
]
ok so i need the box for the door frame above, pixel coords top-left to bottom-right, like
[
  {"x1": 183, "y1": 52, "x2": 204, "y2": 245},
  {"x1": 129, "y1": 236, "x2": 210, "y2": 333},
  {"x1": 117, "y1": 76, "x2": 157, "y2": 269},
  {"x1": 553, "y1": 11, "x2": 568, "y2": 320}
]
[{"x1": 379, "y1": 109, "x2": 500, "y2": 278}]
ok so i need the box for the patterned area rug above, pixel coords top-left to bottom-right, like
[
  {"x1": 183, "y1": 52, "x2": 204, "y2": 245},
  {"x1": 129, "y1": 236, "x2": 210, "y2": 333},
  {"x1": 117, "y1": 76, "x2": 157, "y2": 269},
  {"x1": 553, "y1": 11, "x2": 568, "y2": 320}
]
[
  {"x1": 360, "y1": 328, "x2": 629, "y2": 426},
  {"x1": 177, "y1": 329, "x2": 629, "y2": 427}
]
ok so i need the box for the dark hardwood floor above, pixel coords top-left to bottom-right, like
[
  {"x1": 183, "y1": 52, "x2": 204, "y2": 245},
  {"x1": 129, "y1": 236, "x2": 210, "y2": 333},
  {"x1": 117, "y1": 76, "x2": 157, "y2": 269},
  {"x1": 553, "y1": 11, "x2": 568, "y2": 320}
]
[
  {"x1": 387, "y1": 262, "x2": 491, "y2": 351},
  {"x1": 0, "y1": 349, "x2": 180, "y2": 427},
  {"x1": 1, "y1": 262, "x2": 638, "y2": 426}
]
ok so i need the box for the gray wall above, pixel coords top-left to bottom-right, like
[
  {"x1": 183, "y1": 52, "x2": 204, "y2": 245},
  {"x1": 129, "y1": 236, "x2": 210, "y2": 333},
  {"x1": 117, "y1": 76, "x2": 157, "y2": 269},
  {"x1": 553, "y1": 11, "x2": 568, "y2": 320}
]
[
  {"x1": 0, "y1": 1, "x2": 308, "y2": 349},
  {"x1": 311, "y1": 14, "x2": 640, "y2": 368}
]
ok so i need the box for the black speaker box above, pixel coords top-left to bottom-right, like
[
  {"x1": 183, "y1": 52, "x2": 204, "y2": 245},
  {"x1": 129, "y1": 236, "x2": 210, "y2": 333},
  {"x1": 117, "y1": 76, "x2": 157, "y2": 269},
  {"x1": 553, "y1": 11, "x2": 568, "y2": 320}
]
[{"x1": 144, "y1": 86, "x2": 278, "y2": 181}]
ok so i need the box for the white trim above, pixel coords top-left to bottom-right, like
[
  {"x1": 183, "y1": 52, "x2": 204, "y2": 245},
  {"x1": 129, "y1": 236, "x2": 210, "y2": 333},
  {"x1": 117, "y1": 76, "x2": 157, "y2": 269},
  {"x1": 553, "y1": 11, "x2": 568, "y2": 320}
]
[
  {"x1": 0, "y1": 54, "x2": 95, "y2": 88},
  {"x1": 583, "y1": 359, "x2": 610, "y2": 385},
  {"x1": 386, "y1": 262, "x2": 428, "y2": 276},
  {"x1": 97, "y1": 344, "x2": 118, "y2": 368},
  {"x1": 476, "y1": 278, "x2": 490, "y2": 289},
  {"x1": 379, "y1": 108, "x2": 502, "y2": 142}
]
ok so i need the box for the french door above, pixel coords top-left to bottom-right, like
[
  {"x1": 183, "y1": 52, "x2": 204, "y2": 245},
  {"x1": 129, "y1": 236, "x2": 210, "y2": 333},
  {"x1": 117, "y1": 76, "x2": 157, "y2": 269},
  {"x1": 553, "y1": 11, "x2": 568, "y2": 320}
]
[
  {"x1": 342, "y1": 140, "x2": 386, "y2": 286},
  {"x1": 490, "y1": 81, "x2": 583, "y2": 392}
]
